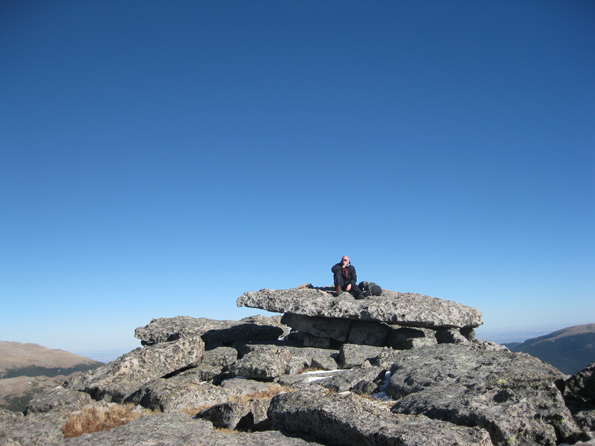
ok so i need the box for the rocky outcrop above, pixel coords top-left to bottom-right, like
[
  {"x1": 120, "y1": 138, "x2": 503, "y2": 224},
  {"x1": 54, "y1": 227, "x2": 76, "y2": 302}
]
[
  {"x1": 238, "y1": 287, "x2": 482, "y2": 352},
  {"x1": 386, "y1": 344, "x2": 584, "y2": 445},
  {"x1": 237, "y1": 287, "x2": 483, "y2": 329},
  {"x1": 197, "y1": 398, "x2": 271, "y2": 431},
  {"x1": 64, "y1": 336, "x2": 205, "y2": 402},
  {"x1": 567, "y1": 362, "x2": 595, "y2": 404},
  {"x1": 0, "y1": 404, "x2": 72, "y2": 445},
  {"x1": 268, "y1": 390, "x2": 493, "y2": 446},
  {"x1": 230, "y1": 345, "x2": 291, "y2": 380},
  {"x1": 125, "y1": 374, "x2": 234, "y2": 412},
  {"x1": 4, "y1": 291, "x2": 595, "y2": 445},
  {"x1": 134, "y1": 315, "x2": 287, "y2": 347}
]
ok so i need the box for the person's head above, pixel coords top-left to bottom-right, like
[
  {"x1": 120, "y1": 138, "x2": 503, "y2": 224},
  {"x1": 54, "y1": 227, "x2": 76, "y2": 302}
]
[{"x1": 341, "y1": 256, "x2": 350, "y2": 266}]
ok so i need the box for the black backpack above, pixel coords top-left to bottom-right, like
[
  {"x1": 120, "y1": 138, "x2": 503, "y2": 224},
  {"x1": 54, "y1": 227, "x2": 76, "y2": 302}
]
[{"x1": 359, "y1": 281, "x2": 382, "y2": 297}]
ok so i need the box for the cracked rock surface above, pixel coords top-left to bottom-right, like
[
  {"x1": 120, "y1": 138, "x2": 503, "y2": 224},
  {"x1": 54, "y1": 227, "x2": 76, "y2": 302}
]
[{"x1": 238, "y1": 287, "x2": 483, "y2": 329}]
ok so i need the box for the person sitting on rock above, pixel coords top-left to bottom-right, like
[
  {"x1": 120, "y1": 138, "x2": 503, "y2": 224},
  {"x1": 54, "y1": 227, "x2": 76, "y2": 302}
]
[{"x1": 331, "y1": 256, "x2": 363, "y2": 298}]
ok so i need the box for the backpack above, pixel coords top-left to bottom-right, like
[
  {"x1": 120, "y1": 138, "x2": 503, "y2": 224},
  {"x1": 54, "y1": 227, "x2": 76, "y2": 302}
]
[{"x1": 359, "y1": 281, "x2": 382, "y2": 297}]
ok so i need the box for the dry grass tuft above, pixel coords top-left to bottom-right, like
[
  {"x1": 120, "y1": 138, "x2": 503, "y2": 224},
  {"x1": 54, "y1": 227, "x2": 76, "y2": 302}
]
[
  {"x1": 178, "y1": 404, "x2": 214, "y2": 417},
  {"x1": 229, "y1": 383, "x2": 289, "y2": 403},
  {"x1": 61, "y1": 403, "x2": 154, "y2": 438},
  {"x1": 357, "y1": 392, "x2": 397, "y2": 410},
  {"x1": 214, "y1": 426, "x2": 242, "y2": 434}
]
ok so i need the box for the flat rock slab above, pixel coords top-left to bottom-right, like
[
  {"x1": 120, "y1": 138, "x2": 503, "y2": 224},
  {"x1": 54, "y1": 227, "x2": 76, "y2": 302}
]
[
  {"x1": 268, "y1": 390, "x2": 493, "y2": 446},
  {"x1": 238, "y1": 288, "x2": 483, "y2": 329},
  {"x1": 126, "y1": 376, "x2": 234, "y2": 412},
  {"x1": 64, "y1": 337, "x2": 205, "y2": 402},
  {"x1": 25, "y1": 386, "x2": 93, "y2": 415},
  {"x1": 197, "y1": 398, "x2": 271, "y2": 431},
  {"x1": 135, "y1": 315, "x2": 286, "y2": 346}
]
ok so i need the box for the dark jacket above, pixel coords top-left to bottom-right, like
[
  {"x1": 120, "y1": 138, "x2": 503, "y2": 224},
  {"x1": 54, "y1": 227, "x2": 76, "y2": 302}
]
[{"x1": 331, "y1": 263, "x2": 357, "y2": 286}]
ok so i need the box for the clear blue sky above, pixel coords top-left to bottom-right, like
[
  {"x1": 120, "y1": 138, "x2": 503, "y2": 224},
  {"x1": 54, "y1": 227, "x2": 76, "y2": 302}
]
[{"x1": 1, "y1": 0, "x2": 593, "y2": 359}]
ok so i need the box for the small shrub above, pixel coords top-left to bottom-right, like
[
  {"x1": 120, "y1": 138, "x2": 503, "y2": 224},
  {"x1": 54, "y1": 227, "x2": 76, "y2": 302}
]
[{"x1": 61, "y1": 403, "x2": 153, "y2": 438}]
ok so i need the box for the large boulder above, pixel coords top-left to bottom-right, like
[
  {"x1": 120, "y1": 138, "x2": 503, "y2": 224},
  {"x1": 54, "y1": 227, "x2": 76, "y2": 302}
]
[
  {"x1": 64, "y1": 337, "x2": 205, "y2": 402},
  {"x1": 25, "y1": 386, "x2": 92, "y2": 414},
  {"x1": 230, "y1": 345, "x2": 291, "y2": 380},
  {"x1": 126, "y1": 373, "x2": 234, "y2": 412},
  {"x1": 386, "y1": 344, "x2": 584, "y2": 446},
  {"x1": 235, "y1": 342, "x2": 340, "y2": 374},
  {"x1": 338, "y1": 343, "x2": 393, "y2": 368},
  {"x1": 135, "y1": 315, "x2": 287, "y2": 346},
  {"x1": 567, "y1": 362, "x2": 595, "y2": 404},
  {"x1": 238, "y1": 287, "x2": 483, "y2": 329},
  {"x1": 268, "y1": 390, "x2": 493, "y2": 445},
  {"x1": 0, "y1": 405, "x2": 74, "y2": 445},
  {"x1": 197, "y1": 398, "x2": 271, "y2": 431}
]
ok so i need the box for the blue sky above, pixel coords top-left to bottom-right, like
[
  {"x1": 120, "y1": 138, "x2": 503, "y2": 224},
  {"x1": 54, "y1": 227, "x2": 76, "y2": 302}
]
[{"x1": 1, "y1": 0, "x2": 593, "y2": 360}]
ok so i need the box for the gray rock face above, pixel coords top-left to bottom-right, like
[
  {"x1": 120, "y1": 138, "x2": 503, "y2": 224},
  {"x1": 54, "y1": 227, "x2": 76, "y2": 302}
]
[
  {"x1": 64, "y1": 336, "x2": 205, "y2": 402},
  {"x1": 0, "y1": 405, "x2": 71, "y2": 446},
  {"x1": 314, "y1": 366, "x2": 384, "y2": 393},
  {"x1": 279, "y1": 345, "x2": 339, "y2": 373},
  {"x1": 126, "y1": 374, "x2": 234, "y2": 412},
  {"x1": 230, "y1": 345, "x2": 291, "y2": 380},
  {"x1": 281, "y1": 313, "x2": 351, "y2": 342},
  {"x1": 339, "y1": 343, "x2": 394, "y2": 368},
  {"x1": 302, "y1": 333, "x2": 331, "y2": 348},
  {"x1": 567, "y1": 362, "x2": 595, "y2": 404},
  {"x1": 268, "y1": 390, "x2": 493, "y2": 446},
  {"x1": 435, "y1": 327, "x2": 470, "y2": 344},
  {"x1": 385, "y1": 326, "x2": 437, "y2": 349},
  {"x1": 238, "y1": 288, "x2": 483, "y2": 329},
  {"x1": 25, "y1": 386, "x2": 92, "y2": 415},
  {"x1": 135, "y1": 315, "x2": 286, "y2": 346},
  {"x1": 203, "y1": 345, "x2": 238, "y2": 369},
  {"x1": 220, "y1": 377, "x2": 276, "y2": 396},
  {"x1": 197, "y1": 398, "x2": 271, "y2": 431},
  {"x1": 347, "y1": 320, "x2": 390, "y2": 345},
  {"x1": 386, "y1": 344, "x2": 583, "y2": 446}
]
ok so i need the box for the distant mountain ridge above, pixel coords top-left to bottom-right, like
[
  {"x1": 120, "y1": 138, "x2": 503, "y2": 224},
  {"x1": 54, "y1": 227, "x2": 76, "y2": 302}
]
[
  {"x1": 0, "y1": 340, "x2": 102, "y2": 378},
  {"x1": 0, "y1": 341, "x2": 102, "y2": 412},
  {"x1": 510, "y1": 323, "x2": 595, "y2": 375}
]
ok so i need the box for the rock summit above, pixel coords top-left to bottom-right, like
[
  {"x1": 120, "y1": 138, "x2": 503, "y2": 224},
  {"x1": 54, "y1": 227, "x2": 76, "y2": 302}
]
[{"x1": 1, "y1": 285, "x2": 594, "y2": 446}]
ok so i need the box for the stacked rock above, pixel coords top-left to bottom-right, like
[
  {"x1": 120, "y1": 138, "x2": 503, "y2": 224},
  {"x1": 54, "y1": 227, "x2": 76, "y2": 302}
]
[{"x1": 236, "y1": 285, "x2": 483, "y2": 350}]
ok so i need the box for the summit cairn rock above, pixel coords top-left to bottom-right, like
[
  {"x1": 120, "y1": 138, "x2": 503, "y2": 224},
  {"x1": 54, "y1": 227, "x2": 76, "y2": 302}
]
[
  {"x1": 238, "y1": 286, "x2": 483, "y2": 350},
  {"x1": 237, "y1": 287, "x2": 483, "y2": 329}
]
